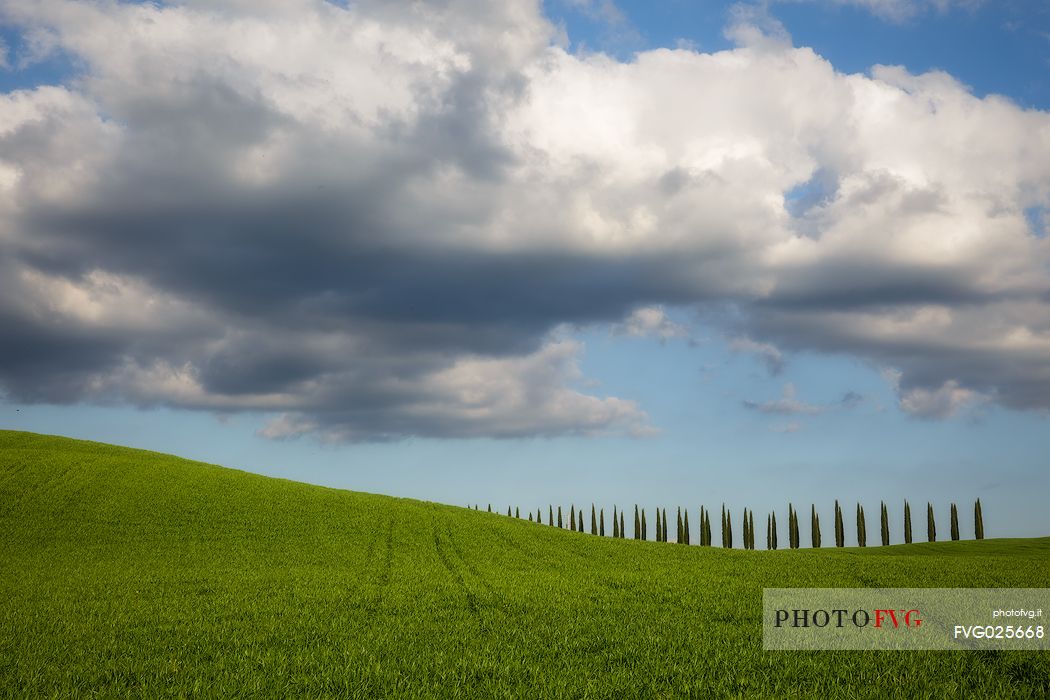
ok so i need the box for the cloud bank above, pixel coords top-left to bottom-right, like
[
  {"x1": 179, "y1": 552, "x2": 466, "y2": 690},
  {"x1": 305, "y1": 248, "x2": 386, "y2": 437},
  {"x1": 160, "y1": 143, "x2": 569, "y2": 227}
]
[{"x1": 1, "y1": 0, "x2": 1048, "y2": 440}]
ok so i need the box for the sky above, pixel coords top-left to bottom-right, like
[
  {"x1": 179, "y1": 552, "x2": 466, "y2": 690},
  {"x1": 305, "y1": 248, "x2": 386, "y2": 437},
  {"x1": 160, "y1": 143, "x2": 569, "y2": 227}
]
[{"x1": 1, "y1": 0, "x2": 1048, "y2": 541}]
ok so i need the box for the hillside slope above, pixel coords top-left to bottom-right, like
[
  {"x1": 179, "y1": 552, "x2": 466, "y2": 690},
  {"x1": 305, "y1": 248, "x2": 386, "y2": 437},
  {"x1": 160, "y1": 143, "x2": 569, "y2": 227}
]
[{"x1": 1, "y1": 430, "x2": 1048, "y2": 698}]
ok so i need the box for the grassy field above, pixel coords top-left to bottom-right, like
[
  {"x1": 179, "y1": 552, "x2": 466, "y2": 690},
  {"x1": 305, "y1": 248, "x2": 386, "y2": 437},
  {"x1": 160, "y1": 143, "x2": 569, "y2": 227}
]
[{"x1": 1, "y1": 430, "x2": 1048, "y2": 698}]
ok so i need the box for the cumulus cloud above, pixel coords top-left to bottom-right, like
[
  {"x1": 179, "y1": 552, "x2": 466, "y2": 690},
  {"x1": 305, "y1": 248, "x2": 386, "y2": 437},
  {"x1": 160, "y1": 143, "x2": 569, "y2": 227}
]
[
  {"x1": 613, "y1": 306, "x2": 689, "y2": 341},
  {"x1": 882, "y1": 370, "x2": 986, "y2": 418},
  {"x1": 0, "y1": 0, "x2": 1048, "y2": 442},
  {"x1": 257, "y1": 340, "x2": 653, "y2": 441},
  {"x1": 898, "y1": 380, "x2": 986, "y2": 418}
]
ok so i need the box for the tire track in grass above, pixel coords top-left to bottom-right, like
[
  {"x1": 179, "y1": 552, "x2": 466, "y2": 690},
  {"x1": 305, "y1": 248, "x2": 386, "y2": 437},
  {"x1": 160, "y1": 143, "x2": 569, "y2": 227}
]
[
  {"x1": 357, "y1": 517, "x2": 394, "y2": 611},
  {"x1": 343, "y1": 520, "x2": 382, "y2": 603},
  {"x1": 443, "y1": 524, "x2": 496, "y2": 598},
  {"x1": 373, "y1": 518, "x2": 395, "y2": 609},
  {"x1": 431, "y1": 519, "x2": 479, "y2": 615},
  {"x1": 488, "y1": 527, "x2": 529, "y2": 557},
  {"x1": 489, "y1": 521, "x2": 591, "y2": 567}
]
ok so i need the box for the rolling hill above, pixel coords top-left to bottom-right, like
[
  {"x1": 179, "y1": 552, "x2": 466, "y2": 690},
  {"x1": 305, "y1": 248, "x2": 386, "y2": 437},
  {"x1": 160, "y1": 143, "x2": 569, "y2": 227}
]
[{"x1": 1, "y1": 430, "x2": 1047, "y2": 697}]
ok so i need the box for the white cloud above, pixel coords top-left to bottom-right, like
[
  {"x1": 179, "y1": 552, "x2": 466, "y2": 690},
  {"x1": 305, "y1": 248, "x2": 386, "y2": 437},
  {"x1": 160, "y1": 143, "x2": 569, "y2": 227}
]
[
  {"x1": 898, "y1": 379, "x2": 988, "y2": 418},
  {"x1": 614, "y1": 306, "x2": 689, "y2": 341},
  {"x1": 259, "y1": 340, "x2": 654, "y2": 441}
]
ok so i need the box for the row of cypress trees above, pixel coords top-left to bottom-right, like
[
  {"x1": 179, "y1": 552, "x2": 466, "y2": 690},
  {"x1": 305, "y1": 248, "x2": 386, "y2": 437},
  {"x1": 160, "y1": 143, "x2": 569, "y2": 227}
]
[{"x1": 470, "y1": 499, "x2": 986, "y2": 548}]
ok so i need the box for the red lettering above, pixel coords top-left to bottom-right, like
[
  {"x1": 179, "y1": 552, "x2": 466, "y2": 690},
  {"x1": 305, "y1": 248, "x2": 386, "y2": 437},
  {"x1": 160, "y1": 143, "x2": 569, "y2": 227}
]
[{"x1": 874, "y1": 609, "x2": 901, "y2": 628}]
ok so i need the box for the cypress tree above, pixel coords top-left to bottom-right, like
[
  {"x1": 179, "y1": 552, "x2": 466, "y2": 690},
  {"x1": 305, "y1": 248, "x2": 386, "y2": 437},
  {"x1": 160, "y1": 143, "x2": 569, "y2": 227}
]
[
  {"x1": 927, "y1": 502, "x2": 936, "y2": 542},
  {"x1": 771, "y1": 511, "x2": 778, "y2": 550},
  {"x1": 904, "y1": 500, "x2": 912, "y2": 544},
  {"x1": 641, "y1": 509, "x2": 647, "y2": 540},
  {"x1": 684, "y1": 510, "x2": 690, "y2": 545},
  {"x1": 787, "y1": 504, "x2": 795, "y2": 549},
  {"x1": 792, "y1": 504, "x2": 799, "y2": 549},
  {"x1": 590, "y1": 505, "x2": 596, "y2": 535},
  {"x1": 654, "y1": 508, "x2": 661, "y2": 542},
  {"x1": 880, "y1": 501, "x2": 889, "y2": 546},
  {"x1": 725, "y1": 510, "x2": 733, "y2": 549},
  {"x1": 634, "y1": 505, "x2": 640, "y2": 540},
  {"x1": 619, "y1": 512, "x2": 624, "y2": 538},
  {"x1": 749, "y1": 509, "x2": 755, "y2": 550},
  {"x1": 549, "y1": 505, "x2": 554, "y2": 527},
  {"x1": 557, "y1": 506, "x2": 563, "y2": 528},
  {"x1": 662, "y1": 509, "x2": 669, "y2": 543},
  {"x1": 950, "y1": 502, "x2": 959, "y2": 541},
  {"x1": 766, "y1": 513, "x2": 771, "y2": 550},
  {"x1": 812, "y1": 506, "x2": 821, "y2": 548},
  {"x1": 537, "y1": 508, "x2": 542, "y2": 523},
  {"x1": 677, "y1": 507, "x2": 683, "y2": 544},
  {"x1": 742, "y1": 509, "x2": 749, "y2": 549},
  {"x1": 613, "y1": 506, "x2": 619, "y2": 538},
  {"x1": 570, "y1": 505, "x2": 576, "y2": 531},
  {"x1": 515, "y1": 507, "x2": 520, "y2": 518},
  {"x1": 834, "y1": 500, "x2": 844, "y2": 548},
  {"x1": 975, "y1": 499, "x2": 984, "y2": 540},
  {"x1": 810, "y1": 505, "x2": 815, "y2": 548},
  {"x1": 508, "y1": 506, "x2": 512, "y2": 517},
  {"x1": 579, "y1": 515, "x2": 584, "y2": 532},
  {"x1": 600, "y1": 508, "x2": 605, "y2": 537},
  {"x1": 721, "y1": 505, "x2": 727, "y2": 548},
  {"x1": 721, "y1": 507, "x2": 727, "y2": 548},
  {"x1": 529, "y1": 512, "x2": 533, "y2": 522},
  {"x1": 487, "y1": 504, "x2": 491, "y2": 513},
  {"x1": 703, "y1": 508, "x2": 711, "y2": 546}
]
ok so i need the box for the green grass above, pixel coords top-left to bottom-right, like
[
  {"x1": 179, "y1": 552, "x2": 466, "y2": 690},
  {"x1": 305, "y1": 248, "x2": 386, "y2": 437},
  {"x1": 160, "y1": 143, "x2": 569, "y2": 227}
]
[{"x1": 1, "y1": 430, "x2": 1048, "y2": 698}]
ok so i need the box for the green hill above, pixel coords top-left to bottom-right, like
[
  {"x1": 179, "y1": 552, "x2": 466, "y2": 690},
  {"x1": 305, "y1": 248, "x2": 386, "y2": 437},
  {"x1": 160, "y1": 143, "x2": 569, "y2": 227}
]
[{"x1": 1, "y1": 430, "x2": 1047, "y2": 698}]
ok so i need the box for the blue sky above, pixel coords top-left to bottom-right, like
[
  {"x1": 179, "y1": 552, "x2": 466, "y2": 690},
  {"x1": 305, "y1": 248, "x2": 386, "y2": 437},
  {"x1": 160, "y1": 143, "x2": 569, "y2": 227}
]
[{"x1": 2, "y1": 0, "x2": 1049, "y2": 541}]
